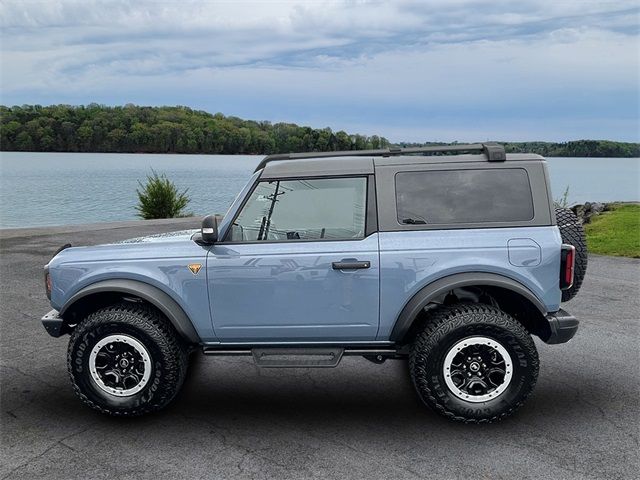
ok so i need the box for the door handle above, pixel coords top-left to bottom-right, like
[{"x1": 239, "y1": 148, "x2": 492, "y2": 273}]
[{"x1": 332, "y1": 259, "x2": 371, "y2": 270}]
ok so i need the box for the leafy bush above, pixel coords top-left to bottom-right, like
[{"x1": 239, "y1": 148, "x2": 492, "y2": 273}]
[{"x1": 135, "y1": 170, "x2": 191, "y2": 219}]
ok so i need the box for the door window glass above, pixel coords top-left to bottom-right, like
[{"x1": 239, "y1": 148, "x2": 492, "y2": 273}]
[{"x1": 228, "y1": 177, "x2": 367, "y2": 242}]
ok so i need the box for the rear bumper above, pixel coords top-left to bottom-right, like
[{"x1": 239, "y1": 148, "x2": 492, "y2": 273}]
[
  {"x1": 544, "y1": 308, "x2": 579, "y2": 344},
  {"x1": 41, "y1": 309, "x2": 64, "y2": 337}
]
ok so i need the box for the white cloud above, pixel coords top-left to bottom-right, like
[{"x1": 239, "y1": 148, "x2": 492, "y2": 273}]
[{"x1": 1, "y1": 0, "x2": 638, "y2": 141}]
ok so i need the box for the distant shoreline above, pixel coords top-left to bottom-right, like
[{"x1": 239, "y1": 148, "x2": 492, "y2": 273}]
[
  {"x1": 2, "y1": 104, "x2": 639, "y2": 158},
  {"x1": 0, "y1": 149, "x2": 640, "y2": 160},
  {"x1": 2, "y1": 151, "x2": 639, "y2": 159}
]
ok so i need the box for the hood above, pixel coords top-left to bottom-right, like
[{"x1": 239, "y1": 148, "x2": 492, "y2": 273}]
[
  {"x1": 114, "y1": 229, "x2": 199, "y2": 244},
  {"x1": 45, "y1": 228, "x2": 208, "y2": 311},
  {"x1": 48, "y1": 229, "x2": 205, "y2": 267}
]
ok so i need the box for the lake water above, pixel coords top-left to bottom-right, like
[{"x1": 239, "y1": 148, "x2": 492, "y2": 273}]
[{"x1": 0, "y1": 152, "x2": 638, "y2": 229}]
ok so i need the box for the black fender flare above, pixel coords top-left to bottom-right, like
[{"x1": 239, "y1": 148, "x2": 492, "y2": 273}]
[
  {"x1": 60, "y1": 279, "x2": 200, "y2": 344},
  {"x1": 389, "y1": 272, "x2": 548, "y2": 342}
]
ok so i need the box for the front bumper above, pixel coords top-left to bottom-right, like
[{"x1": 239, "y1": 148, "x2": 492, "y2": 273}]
[
  {"x1": 544, "y1": 308, "x2": 579, "y2": 344},
  {"x1": 42, "y1": 309, "x2": 65, "y2": 337}
]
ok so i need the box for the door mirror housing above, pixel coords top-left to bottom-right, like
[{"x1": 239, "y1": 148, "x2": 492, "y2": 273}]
[{"x1": 200, "y1": 215, "x2": 218, "y2": 244}]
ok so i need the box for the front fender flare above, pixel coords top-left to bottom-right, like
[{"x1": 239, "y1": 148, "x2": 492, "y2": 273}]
[
  {"x1": 59, "y1": 279, "x2": 200, "y2": 344},
  {"x1": 389, "y1": 272, "x2": 548, "y2": 343}
]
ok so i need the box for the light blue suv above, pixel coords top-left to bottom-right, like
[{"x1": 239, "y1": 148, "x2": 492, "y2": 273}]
[{"x1": 42, "y1": 143, "x2": 587, "y2": 422}]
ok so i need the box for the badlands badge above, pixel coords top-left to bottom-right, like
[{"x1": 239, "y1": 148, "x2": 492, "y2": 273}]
[{"x1": 188, "y1": 263, "x2": 202, "y2": 275}]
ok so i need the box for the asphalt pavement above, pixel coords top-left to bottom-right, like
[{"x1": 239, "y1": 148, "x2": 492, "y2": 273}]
[{"x1": 1, "y1": 219, "x2": 639, "y2": 479}]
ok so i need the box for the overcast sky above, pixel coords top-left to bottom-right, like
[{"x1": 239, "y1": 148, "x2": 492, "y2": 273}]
[{"x1": 1, "y1": 0, "x2": 638, "y2": 142}]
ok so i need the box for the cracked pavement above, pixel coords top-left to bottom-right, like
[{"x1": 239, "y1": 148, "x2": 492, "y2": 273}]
[{"x1": 1, "y1": 219, "x2": 639, "y2": 479}]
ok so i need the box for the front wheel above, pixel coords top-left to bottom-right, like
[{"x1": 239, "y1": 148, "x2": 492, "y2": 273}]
[
  {"x1": 67, "y1": 302, "x2": 188, "y2": 416},
  {"x1": 409, "y1": 304, "x2": 539, "y2": 423}
]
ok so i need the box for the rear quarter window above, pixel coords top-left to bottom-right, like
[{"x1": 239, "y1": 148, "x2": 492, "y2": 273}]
[{"x1": 395, "y1": 168, "x2": 534, "y2": 225}]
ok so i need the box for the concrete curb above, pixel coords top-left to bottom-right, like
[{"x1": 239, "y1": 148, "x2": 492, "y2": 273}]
[{"x1": 0, "y1": 217, "x2": 201, "y2": 240}]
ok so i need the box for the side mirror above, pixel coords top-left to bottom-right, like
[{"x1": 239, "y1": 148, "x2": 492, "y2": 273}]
[{"x1": 201, "y1": 215, "x2": 218, "y2": 244}]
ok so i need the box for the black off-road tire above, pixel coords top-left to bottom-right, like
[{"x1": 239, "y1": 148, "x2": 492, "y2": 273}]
[
  {"x1": 555, "y1": 207, "x2": 588, "y2": 302},
  {"x1": 409, "y1": 304, "x2": 539, "y2": 423},
  {"x1": 68, "y1": 302, "x2": 188, "y2": 416}
]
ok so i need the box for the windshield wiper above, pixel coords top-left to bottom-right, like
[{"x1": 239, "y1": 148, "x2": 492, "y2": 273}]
[{"x1": 401, "y1": 218, "x2": 427, "y2": 225}]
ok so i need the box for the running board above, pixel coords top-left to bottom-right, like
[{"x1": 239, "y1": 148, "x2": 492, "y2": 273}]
[
  {"x1": 253, "y1": 348, "x2": 343, "y2": 368},
  {"x1": 201, "y1": 346, "x2": 401, "y2": 367}
]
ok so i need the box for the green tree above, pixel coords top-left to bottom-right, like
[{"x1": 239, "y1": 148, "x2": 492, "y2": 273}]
[
  {"x1": 14, "y1": 131, "x2": 34, "y2": 150},
  {"x1": 76, "y1": 124, "x2": 93, "y2": 151},
  {"x1": 0, "y1": 120, "x2": 20, "y2": 148}
]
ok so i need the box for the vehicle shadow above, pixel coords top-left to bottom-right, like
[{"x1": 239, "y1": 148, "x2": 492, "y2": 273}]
[
  {"x1": 3, "y1": 352, "x2": 620, "y2": 447},
  {"x1": 159, "y1": 353, "x2": 604, "y2": 432}
]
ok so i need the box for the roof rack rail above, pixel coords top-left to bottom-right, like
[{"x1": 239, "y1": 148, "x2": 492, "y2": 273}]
[{"x1": 254, "y1": 142, "x2": 506, "y2": 172}]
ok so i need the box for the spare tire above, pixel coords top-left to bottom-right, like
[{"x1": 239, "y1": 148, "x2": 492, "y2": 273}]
[{"x1": 555, "y1": 207, "x2": 587, "y2": 302}]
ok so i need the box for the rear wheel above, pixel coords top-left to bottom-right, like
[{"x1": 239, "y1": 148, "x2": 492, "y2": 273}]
[
  {"x1": 409, "y1": 304, "x2": 539, "y2": 423},
  {"x1": 68, "y1": 302, "x2": 188, "y2": 416}
]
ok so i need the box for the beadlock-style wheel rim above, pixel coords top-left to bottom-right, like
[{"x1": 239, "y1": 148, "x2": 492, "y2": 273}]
[
  {"x1": 443, "y1": 336, "x2": 513, "y2": 403},
  {"x1": 89, "y1": 334, "x2": 151, "y2": 397}
]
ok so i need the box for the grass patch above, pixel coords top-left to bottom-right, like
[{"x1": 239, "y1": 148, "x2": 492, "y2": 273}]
[{"x1": 585, "y1": 203, "x2": 640, "y2": 258}]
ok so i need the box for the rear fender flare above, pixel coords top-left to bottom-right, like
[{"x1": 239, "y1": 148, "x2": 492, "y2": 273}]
[{"x1": 390, "y1": 272, "x2": 547, "y2": 342}]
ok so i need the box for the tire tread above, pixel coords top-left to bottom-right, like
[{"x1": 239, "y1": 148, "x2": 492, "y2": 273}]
[
  {"x1": 409, "y1": 303, "x2": 539, "y2": 424},
  {"x1": 67, "y1": 302, "x2": 187, "y2": 416}
]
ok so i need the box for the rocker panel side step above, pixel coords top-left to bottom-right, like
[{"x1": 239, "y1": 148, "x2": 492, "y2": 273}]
[{"x1": 252, "y1": 348, "x2": 344, "y2": 368}]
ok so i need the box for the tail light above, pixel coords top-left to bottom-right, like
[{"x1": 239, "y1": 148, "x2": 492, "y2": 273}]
[
  {"x1": 560, "y1": 244, "x2": 575, "y2": 290},
  {"x1": 44, "y1": 266, "x2": 52, "y2": 299}
]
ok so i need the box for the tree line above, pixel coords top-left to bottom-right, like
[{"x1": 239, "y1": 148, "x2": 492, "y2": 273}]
[
  {"x1": 395, "y1": 140, "x2": 640, "y2": 158},
  {"x1": 398, "y1": 140, "x2": 640, "y2": 158},
  {"x1": 1, "y1": 104, "x2": 638, "y2": 157},
  {"x1": 503, "y1": 140, "x2": 639, "y2": 158},
  {"x1": 0, "y1": 104, "x2": 389, "y2": 154}
]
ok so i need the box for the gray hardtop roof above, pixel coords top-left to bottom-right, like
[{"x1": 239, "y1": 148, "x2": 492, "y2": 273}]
[
  {"x1": 260, "y1": 156, "x2": 375, "y2": 178},
  {"x1": 259, "y1": 149, "x2": 545, "y2": 179}
]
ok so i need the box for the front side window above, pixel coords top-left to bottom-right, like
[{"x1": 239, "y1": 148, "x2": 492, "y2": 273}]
[
  {"x1": 395, "y1": 168, "x2": 534, "y2": 225},
  {"x1": 228, "y1": 177, "x2": 367, "y2": 242}
]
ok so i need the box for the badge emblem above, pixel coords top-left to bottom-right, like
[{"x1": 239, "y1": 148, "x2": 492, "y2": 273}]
[{"x1": 188, "y1": 263, "x2": 202, "y2": 275}]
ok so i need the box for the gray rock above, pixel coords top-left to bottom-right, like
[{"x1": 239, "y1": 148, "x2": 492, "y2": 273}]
[
  {"x1": 569, "y1": 202, "x2": 610, "y2": 224},
  {"x1": 571, "y1": 204, "x2": 587, "y2": 223}
]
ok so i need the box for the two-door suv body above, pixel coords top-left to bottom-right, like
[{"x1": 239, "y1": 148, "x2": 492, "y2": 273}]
[{"x1": 42, "y1": 144, "x2": 585, "y2": 422}]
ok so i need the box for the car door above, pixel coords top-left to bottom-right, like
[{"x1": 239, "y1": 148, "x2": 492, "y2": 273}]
[{"x1": 207, "y1": 176, "x2": 380, "y2": 343}]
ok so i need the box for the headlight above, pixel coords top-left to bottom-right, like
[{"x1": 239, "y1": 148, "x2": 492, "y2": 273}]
[{"x1": 44, "y1": 244, "x2": 71, "y2": 301}]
